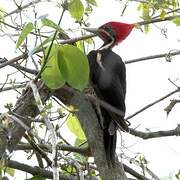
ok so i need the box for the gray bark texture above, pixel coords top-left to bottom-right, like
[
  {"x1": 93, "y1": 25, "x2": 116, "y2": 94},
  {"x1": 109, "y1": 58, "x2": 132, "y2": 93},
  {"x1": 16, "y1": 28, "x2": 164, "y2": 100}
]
[{"x1": 0, "y1": 83, "x2": 127, "y2": 180}]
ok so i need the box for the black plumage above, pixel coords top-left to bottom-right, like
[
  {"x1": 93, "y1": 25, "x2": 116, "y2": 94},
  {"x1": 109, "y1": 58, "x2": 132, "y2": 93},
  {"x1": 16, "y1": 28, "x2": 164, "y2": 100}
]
[{"x1": 87, "y1": 49, "x2": 128, "y2": 166}]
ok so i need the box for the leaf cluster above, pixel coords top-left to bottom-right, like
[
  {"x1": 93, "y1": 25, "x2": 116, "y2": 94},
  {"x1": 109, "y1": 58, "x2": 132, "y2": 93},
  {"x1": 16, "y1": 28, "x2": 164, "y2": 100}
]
[{"x1": 138, "y1": 0, "x2": 180, "y2": 32}]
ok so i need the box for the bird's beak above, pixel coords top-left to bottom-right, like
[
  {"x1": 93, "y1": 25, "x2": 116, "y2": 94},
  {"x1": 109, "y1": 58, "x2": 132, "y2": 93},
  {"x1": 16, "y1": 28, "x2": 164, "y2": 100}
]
[{"x1": 83, "y1": 27, "x2": 98, "y2": 35}]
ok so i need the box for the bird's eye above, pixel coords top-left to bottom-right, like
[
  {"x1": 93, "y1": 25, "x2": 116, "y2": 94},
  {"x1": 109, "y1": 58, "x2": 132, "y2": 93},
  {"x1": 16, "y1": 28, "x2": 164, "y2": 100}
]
[
  {"x1": 102, "y1": 26, "x2": 111, "y2": 32},
  {"x1": 101, "y1": 25, "x2": 116, "y2": 38}
]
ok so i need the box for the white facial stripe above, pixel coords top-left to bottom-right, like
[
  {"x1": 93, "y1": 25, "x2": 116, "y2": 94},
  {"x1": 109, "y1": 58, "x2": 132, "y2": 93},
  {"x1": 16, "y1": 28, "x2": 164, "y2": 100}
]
[
  {"x1": 96, "y1": 52, "x2": 105, "y2": 70},
  {"x1": 98, "y1": 29, "x2": 115, "y2": 50},
  {"x1": 96, "y1": 29, "x2": 115, "y2": 70}
]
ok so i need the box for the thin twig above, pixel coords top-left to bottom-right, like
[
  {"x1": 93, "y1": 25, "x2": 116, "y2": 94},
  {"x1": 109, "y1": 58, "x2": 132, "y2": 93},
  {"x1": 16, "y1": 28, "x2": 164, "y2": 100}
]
[
  {"x1": 24, "y1": 133, "x2": 52, "y2": 166},
  {"x1": 122, "y1": 154, "x2": 160, "y2": 180},
  {"x1": 152, "y1": 8, "x2": 180, "y2": 20},
  {"x1": 7, "y1": 113, "x2": 42, "y2": 142},
  {"x1": 16, "y1": 143, "x2": 90, "y2": 156},
  {"x1": 0, "y1": 58, "x2": 38, "y2": 74},
  {"x1": 35, "y1": 8, "x2": 66, "y2": 80},
  {"x1": 11, "y1": 63, "x2": 38, "y2": 74},
  {"x1": 0, "y1": 54, "x2": 28, "y2": 69},
  {"x1": 8, "y1": 114, "x2": 31, "y2": 131},
  {"x1": 0, "y1": 34, "x2": 95, "y2": 70},
  {"x1": 126, "y1": 88, "x2": 180, "y2": 120},
  {"x1": 4, "y1": 0, "x2": 43, "y2": 17},
  {"x1": 137, "y1": 15, "x2": 180, "y2": 26},
  {"x1": 60, "y1": 34, "x2": 96, "y2": 45},
  {"x1": 123, "y1": 163, "x2": 150, "y2": 180},
  {"x1": 29, "y1": 81, "x2": 58, "y2": 180},
  {"x1": 125, "y1": 51, "x2": 180, "y2": 64},
  {"x1": 61, "y1": 155, "x2": 84, "y2": 180},
  {"x1": 168, "y1": 78, "x2": 179, "y2": 89},
  {"x1": 0, "y1": 20, "x2": 48, "y2": 38},
  {"x1": 145, "y1": 167, "x2": 161, "y2": 180},
  {"x1": 0, "y1": 84, "x2": 25, "y2": 92}
]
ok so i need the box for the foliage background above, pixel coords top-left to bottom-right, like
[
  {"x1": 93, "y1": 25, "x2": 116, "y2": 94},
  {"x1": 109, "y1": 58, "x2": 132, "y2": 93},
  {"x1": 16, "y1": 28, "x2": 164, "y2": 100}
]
[{"x1": 0, "y1": 0, "x2": 180, "y2": 179}]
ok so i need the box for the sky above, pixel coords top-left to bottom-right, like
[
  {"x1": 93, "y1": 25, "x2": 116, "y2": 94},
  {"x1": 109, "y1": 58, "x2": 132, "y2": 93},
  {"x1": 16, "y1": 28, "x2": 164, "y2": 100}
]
[{"x1": 1, "y1": 0, "x2": 180, "y2": 179}]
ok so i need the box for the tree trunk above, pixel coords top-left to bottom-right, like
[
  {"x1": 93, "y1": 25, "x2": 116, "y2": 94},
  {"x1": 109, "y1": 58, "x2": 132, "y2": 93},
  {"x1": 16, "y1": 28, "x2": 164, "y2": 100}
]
[
  {"x1": 0, "y1": 83, "x2": 127, "y2": 179},
  {"x1": 55, "y1": 87, "x2": 128, "y2": 180}
]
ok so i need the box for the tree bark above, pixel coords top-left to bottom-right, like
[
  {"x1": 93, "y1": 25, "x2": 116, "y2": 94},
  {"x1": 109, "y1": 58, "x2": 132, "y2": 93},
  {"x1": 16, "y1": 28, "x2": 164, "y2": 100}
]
[
  {"x1": 0, "y1": 83, "x2": 127, "y2": 179},
  {"x1": 54, "y1": 88, "x2": 128, "y2": 180}
]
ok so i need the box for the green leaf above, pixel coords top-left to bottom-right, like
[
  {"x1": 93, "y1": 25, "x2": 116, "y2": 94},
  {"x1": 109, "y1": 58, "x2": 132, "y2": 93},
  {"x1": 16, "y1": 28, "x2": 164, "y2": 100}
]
[
  {"x1": 41, "y1": 43, "x2": 89, "y2": 91},
  {"x1": 137, "y1": 4, "x2": 142, "y2": 11},
  {"x1": 173, "y1": 17, "x2": 180, "y2": 26},
  {"x1": 142, "y1": 4, "x2": 151, "y2": 21},
  {"x1": 0, "y1": 8, "x2": 5, "y2": 28},
  {"x1": 16, "y1": 22, "x2": 34, "y2": 49},
  {"x1": 85, "y1": 6, "x2": 93, "y2": 14},
  {"x1": 61, "y1": 164, "x2": 76, "y2": 175},
  {"x1": 74, "y1": 137, "x2": 88, "y2": 147},
  {"x1": 58, "y1": 44, "x2": 89, "y2": 91},
  {"x1": 41, "y1": 18, "x2": 63, "y2": 32},
  {"x1": 25, "y1": 175, "x2": 43, "y2": 180},
  {"x1": 73, "y1": 138, "x2": 88, "y2": 162},
  {"x1": 0, "y1": 162, "x2": 14, "y2": 177},
  {"x1": 76, "y1": 40, "x2": 84, "y2": 52},
  {"x1": 85, "y1": 37, "x2": 93, "y2": 45},
  {"x1": 41, "y1": 44, "x2": 65, "y2": 89},
  {"x1": 144, "y1": 24, "x2": 150, "y2": 34},
  {"x1": 66, "y1": 113, "x2": 86, "y2": 140},
  {"x1": 5, "y1": 167, "x2": 15, "y2": 177},
  {"x1": 68, "y1": 0, "x2": 84, "y2": 21},
  {"x1": 160, "y1": 10, "x2": 166, "y2": 20},
  {"x1": 86, "y1": 0, "x2": 97, "y2": 6}
]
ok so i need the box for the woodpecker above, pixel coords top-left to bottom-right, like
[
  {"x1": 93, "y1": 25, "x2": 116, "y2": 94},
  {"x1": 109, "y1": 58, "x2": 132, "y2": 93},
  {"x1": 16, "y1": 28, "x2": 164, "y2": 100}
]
[{"x1": 85, "y1": 22, "x2": 134, "y2": 166}]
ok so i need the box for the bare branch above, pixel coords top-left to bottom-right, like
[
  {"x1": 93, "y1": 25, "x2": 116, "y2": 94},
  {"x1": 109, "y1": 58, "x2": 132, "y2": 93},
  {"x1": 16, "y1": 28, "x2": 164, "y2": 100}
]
[
  {"x1": 129, "y1": 125, "x2": 180, "y2": 139},
  {"x1": 164, "y1": 99, "x2": 180, "y2": 115},
  {"x1": 125, "y1": 50, "x2": 180, "y2": 64},
  {"x1": 60, "y1": 34, "x2": 96, "y2": 45},
  {"x1": 122, "y1": 154, "x2": 160, "y2": 180},
  {"x1": 126, "y1": 88, "x2": 180, "y2": 121},
  {"x1": 137, "y1": 15, "x2": 180, "y2": 26},
  {"x1": 0, "y1": 34, "x2": 95, "y2": 70},
  {"x1": 4, "y1": 0, "x2": 43, "y2": 17},
  {"x1": 23, "y1": 134, "x2": 52, "y2": 166},
  {"x1": 0, "y1": 84, "x2": 25, "y2": 92},
  {"x1": 152, "y1": 8, "x2": 180, "y2": 19},
  {"x1": 6, "y1": 159, "x2": 77, "y2": 180},
  {"x1": 8, "y1": 114, "x2": 31, "y2": 132},
  {"x1": 145, "y1": 167, "x2": 161, "y2": 180},
  {"x1": 123, "y1": 163, "x2": 150, "y2": 180},
  {"x1": 29, "y1": 81, "x2": 58, "y2": 180},
  {"x1": 0, "y1": 21, "x2": 49, "y2": 39},
  {"x1": 0, "y1": 57, "x2": 38, "y2": 74},
  {"x1": 16, "y1": 143, "x2": 90, "y2": 156},
  {"x1": 0, "y1": 54, "x2": 28, "y2": 69}
]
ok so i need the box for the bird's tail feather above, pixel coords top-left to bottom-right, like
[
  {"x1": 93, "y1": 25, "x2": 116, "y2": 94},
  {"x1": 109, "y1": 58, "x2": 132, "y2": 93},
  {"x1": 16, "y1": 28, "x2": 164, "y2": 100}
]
[{"x1": 104, "y1": 129, "x2": 117, "y2": 167}]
